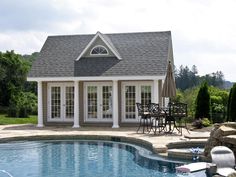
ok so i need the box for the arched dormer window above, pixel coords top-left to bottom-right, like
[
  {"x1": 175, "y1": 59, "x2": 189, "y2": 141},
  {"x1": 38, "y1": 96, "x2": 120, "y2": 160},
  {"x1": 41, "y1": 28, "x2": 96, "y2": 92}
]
[{"x1": 90, "y1": 45, "x2": 109, "y2": 55}]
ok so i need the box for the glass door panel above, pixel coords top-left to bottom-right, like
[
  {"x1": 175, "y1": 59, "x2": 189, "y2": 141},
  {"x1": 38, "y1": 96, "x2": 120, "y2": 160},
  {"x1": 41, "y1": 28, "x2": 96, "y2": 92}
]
[
  {"x1": 65, "y1": 86, "x2": 74, "y2": 119},
  {"x1": 48, "y1": 84, "x2": 75, "y2": 122},
  {"x1": 87, "y1": 86, "x2": 98, "y2": 119},
  {"x1": 102, "y1": 86, "x2": 112, "y2": 119},
  {"x1": 125, "y1": 86, "x2": 136, "y2": 119},
  {"x1": 85, "y1": 83, "x2": 113, "y2": 122},
  {"x1": 51, "y1": 87, "x2": 61, "y2": 119},
  {"x1": 141, "y1": 86, "x2": 151, "y2": 106},
  {"x1": 122, "y1": 82, "x2": 153, "y2": 122}
]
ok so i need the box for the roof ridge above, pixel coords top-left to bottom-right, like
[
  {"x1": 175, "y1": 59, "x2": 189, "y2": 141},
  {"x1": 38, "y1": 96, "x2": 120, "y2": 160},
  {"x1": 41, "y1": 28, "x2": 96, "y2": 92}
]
[
  {"x1": 105, "y1": 30, "x2": 171, "y2": 35},
  {"x1": 47, "y1": 31, "x2": 171, "y2": 38},
  {"x1": 100, "y1": 33, "x2": 121, "y2": 58}
]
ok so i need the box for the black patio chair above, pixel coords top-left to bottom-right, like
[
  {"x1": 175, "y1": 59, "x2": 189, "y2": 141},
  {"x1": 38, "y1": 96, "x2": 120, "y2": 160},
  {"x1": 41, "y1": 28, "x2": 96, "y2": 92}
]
[
  {"x1": 148, "y1": 103, "x2": 166, "y2": 134},
  {"x1": 136, "y1": 103, "x2": 151, "y2": 133},
  {"x1": 167, "y1": 102, "x2": 189, "y2": 135}
]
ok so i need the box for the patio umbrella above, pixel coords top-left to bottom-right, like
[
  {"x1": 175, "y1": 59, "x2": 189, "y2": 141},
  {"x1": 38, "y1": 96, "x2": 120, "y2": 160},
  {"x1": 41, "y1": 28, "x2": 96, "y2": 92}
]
[
  {"x1": 161, "y1": 61, "x2": 176, "y2": 99},
  {"x1": 161, "y1": 61, "x2": 177, "y2": 132}
]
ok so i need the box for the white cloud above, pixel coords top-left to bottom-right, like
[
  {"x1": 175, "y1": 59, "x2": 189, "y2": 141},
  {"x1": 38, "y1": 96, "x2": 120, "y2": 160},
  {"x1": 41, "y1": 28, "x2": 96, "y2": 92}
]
[
  {"x1": 0, "y1": 0, "x2": 236, "y2": 81},
  {"x1": 0, "y1": 31, "x2": 47, "y2": 54}
]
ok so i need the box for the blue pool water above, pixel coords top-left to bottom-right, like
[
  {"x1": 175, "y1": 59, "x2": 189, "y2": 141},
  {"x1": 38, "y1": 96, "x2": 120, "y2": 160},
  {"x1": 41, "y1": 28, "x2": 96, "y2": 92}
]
[{"x1": 0, "y1": 140, "x2": 206, "y2": 177}]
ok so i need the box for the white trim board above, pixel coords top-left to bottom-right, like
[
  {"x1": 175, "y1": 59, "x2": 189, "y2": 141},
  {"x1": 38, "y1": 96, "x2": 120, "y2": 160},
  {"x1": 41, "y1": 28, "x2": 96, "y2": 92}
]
[{"x1": 27, "y1": 75, "x2": 165, "y2": 82}]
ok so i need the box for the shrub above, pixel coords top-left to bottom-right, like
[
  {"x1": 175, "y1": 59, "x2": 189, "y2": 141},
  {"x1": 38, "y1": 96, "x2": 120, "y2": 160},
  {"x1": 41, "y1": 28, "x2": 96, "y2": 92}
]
[
  {"x1": 184, "y1": 116, "x2": 194, "y2": 123},
  {"x1": 172, "y1": 90, "x2": 183, "y2": 102},
  {"x1": 8, "y1": 91, "x2": 37, "y2": 118},
  {"x1": 195, "y1": 82, "x2": 210, "y2": 119},
  {"x1": 0, "y1": 106, "x2": 8, "y2": 114},
  {"x1": 192, "y1": 118, "x2": 211, "y2": 129},
  {"x1": 209, "y1": 86, "x2": 229, "y2": 106},
  {"x1": 228, "y1": 84, "x2": 236, "y2": 122},
  {"x1": 202, "y1": 118, "x2": 211, "y2": 127},
  {"x1": 211, "y1": 96, "x2": 223, "y2": 105},
  {"x1": 211, "y1": 103, "x2": 224, "y2": 113},
  {"x1": 192, "y1": 119, "x2": 203, "y2": 129},
  {"x1": 211, "y1": 103, "x2": 225, "y2": 123},
  {"x1": 181, "y1": 87, "x2": 199, "y2": 118}
]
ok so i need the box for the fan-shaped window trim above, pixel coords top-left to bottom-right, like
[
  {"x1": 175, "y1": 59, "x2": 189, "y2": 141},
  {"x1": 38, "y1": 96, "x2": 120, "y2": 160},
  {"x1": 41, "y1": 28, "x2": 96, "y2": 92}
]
[{"x1": 90, "y1": 45, "x2": 109, "y2": 56}]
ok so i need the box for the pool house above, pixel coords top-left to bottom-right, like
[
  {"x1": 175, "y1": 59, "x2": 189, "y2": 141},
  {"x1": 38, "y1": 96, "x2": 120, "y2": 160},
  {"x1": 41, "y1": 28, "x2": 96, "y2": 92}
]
[{"x1": 27, "y1": 31, "x2": 174, "y2": 128}]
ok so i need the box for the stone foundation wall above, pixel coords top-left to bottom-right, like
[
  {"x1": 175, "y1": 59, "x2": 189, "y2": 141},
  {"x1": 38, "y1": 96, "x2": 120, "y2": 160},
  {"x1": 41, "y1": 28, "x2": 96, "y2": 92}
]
[{"x1": 204, "y1": 122, "x2": 236, "y2": 160}]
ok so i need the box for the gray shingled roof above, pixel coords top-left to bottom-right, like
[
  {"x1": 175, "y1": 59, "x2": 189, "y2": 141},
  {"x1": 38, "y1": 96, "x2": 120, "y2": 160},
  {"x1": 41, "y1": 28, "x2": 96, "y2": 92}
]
[{"x1": 28, "y1": 31, "x2": 172, "y2": 77}]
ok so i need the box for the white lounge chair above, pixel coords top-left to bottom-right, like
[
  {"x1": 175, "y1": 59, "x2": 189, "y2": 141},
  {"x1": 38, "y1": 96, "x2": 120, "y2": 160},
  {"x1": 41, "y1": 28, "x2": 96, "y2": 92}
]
[
  {"x1": 176, "y1": 162, "x2": 208, "y2": 173},
  {"x1": 211, "y1": 146, "x2": 236, "y2": 177}
]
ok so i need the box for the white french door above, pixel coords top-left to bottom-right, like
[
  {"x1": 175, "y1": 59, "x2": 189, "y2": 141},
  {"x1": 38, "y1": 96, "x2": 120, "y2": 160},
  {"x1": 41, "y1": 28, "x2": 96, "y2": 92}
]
[
  {"x1": 84, "y1": 82, "x2": 113, "y2": 122},
  {"x1": 122, "y1": 82, "x2": 153, "y2": 122},
  {"x1": 48, "y1": 83, "x2": 74, "y2": 122}
]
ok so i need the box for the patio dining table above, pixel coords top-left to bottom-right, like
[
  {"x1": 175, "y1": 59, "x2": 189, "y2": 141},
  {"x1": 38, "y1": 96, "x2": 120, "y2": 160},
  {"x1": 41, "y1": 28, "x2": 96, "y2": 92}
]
[
  {"x1": 136, "y1": 103, "x2": 171, "y2": 134},
  {"x1": 150, "y1": 107, "x2": 175, "y2": 134},
  {"x1": 136, "y1": 102, "x2": 188, "y2": 135}
]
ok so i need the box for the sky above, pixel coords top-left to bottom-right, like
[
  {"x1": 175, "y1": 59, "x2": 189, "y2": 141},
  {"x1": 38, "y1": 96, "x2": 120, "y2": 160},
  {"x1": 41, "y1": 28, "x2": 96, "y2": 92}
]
[{"x1": 0, "y1": 0, "x2": 236, "y2": 82}]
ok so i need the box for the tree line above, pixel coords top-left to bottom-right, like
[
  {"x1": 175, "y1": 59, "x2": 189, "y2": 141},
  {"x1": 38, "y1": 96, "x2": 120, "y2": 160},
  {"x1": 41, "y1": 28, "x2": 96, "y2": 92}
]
[{"x1": 175, "y1": 65, "x2": 225, "y2": 90}]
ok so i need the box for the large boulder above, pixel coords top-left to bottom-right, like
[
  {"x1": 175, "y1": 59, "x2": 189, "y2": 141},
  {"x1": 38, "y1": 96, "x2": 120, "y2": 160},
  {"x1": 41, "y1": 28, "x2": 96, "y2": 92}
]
[{"x1": 204, "y1": 123, "x2": 236, "y2": 160}]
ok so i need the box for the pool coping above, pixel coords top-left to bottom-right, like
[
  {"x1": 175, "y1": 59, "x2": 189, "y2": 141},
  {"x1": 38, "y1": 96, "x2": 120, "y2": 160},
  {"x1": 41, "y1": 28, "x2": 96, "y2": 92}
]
[{"x1": 0, "y1": 124, "x2": 209, "y2": 160}]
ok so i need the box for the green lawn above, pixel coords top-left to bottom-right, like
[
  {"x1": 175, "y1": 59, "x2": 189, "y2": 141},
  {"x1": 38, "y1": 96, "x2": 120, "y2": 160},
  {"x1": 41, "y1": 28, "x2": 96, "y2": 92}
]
[{"x1": 0, "y1": 114, "x2": 37, "y2": 125}]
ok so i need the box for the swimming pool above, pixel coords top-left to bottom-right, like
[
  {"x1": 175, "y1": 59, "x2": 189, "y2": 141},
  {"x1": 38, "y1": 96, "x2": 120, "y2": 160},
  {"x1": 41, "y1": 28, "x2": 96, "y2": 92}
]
[{"x1": 0, "y1": 140, "x2": 206, "y2": 177}]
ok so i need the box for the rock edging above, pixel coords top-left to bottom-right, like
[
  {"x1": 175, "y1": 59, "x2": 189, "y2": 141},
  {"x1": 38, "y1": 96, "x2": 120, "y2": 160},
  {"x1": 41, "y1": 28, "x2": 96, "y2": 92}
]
[{"x1": 204, "y1": 122, "x2": 236, "y2": 160}]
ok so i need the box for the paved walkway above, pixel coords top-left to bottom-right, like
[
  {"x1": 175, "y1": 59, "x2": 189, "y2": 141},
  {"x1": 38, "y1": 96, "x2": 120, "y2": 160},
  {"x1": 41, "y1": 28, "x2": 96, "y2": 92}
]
[{"x1": 0, "y1": 124, "x2": 210, "y2": 154}]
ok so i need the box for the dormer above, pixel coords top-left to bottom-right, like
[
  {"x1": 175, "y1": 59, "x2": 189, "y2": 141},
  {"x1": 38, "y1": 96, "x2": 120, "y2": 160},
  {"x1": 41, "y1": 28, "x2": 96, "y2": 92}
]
[
  {"x1": 90, "y1": 45, "x2": 109, "y2": 55},
  {"x1": 76, "y1": 31, "x2": 122, "y2": 60}
]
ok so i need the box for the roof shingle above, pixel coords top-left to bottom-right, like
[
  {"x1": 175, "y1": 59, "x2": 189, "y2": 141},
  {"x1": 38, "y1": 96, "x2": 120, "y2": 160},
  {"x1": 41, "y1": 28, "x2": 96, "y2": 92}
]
[{"x1": 28, "y1": 31, "x2": 172, "y2": 77}]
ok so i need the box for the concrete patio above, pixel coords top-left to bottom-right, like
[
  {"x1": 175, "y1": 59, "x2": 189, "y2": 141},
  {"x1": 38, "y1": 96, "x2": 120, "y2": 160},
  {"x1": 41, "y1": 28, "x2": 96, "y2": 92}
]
[{"x1": 0, "y1": 124, "x2": 210, "y2": 156}]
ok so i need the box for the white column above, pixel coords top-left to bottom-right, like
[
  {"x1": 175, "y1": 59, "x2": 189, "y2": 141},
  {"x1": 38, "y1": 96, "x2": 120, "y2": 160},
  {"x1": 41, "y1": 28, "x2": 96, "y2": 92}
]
[
  {"x1": 153, "y1": 80, "x2": 158, "y2": 103},
  {"x1": 37, "y1": 81, "x2": 44, "y2": 127},
  {"x1": 73, "y1": 81, "x2": 80, "y2": 128},
  {"x1": 112, "y1": 80, "x2": 119, "y2": 128}
]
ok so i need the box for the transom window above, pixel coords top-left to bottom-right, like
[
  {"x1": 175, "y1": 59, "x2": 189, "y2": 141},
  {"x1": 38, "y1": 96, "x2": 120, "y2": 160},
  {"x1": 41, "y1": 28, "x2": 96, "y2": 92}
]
[{"x1": 90, "y1": 45, "x2": 108, "y2": 55}]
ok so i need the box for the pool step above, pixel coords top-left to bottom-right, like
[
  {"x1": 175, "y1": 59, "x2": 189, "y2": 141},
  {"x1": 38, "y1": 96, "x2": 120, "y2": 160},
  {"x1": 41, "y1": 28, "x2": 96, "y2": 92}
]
[
  {"x1": 167, "y1": 148, "x2": 207, "y2": 161},
  {"x1": 184, "y1": 132, "x2": 210, "y2": 139},
  {"x1": 167, "y1": 139, "x2": 207, "y2": 149}
]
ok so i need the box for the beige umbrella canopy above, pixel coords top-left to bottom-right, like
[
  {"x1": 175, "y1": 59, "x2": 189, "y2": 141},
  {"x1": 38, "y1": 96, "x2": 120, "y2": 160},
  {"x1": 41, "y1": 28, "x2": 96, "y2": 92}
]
[{"x1": 161, "y1": 61, "x2": 176, "y2": 98}]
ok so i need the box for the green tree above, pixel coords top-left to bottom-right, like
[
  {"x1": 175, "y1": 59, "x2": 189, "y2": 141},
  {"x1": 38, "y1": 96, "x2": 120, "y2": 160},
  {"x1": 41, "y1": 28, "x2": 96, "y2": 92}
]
[
  {"x1": 22, "y1": 52, "x2": 39, "y2": 64},
  {"x1": 201, "y1": 71, "x2": 225, "y2": 88},
  {"x1": 8, "y1": 91, "x2": 37, "y2": 118},
  {"x1": 195, "y1": 82, "x2": 210, "y2": 119},
  {"x1": 208, "y1": 86, "x2": 228, "y2": 122},
  {"x1": 22, "y1": 52, "x2": 38, "y2": 94},
  {"x1": 228, "y1": 84, "x2": 236, "y2": 122},
  {"x1": 175, "y1": 65, "x2": 200, "y2": 90},
  {"x1": 0, "y1": 51, "x2": 30, "y2": 106}
]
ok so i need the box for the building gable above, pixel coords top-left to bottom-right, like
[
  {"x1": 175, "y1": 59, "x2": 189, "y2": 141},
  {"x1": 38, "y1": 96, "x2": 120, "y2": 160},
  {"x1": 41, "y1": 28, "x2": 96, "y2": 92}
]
[
  {"x1": 76, "y1": 31, "x2": 122, "y2": 60},
  {"x1": 82, "y1": 37, "x2": 115, "y2": 58}
]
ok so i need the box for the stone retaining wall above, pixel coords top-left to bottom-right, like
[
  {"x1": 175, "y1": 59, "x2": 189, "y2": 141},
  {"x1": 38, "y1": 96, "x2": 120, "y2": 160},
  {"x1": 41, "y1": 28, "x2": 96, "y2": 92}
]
[{"x1": 204, "y1": 122, "x2": 236, "y2": 160}]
